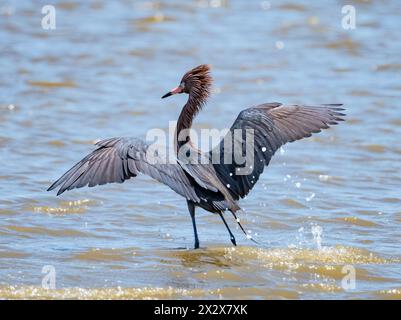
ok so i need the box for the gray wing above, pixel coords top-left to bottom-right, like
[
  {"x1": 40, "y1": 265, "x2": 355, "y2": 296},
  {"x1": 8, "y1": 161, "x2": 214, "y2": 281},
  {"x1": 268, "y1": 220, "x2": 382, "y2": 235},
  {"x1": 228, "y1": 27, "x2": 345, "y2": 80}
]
[
  {"x1": 47, "y1": 137, "x2": 200, "y2": 202},
  {"x1": 211, "y1": 103, "x2": 345, "y2": 200}
]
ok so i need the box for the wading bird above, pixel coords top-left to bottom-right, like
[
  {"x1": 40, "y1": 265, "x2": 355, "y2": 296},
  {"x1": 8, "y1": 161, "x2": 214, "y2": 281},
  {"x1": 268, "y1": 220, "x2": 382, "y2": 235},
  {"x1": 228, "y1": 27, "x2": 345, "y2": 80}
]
[{"x1": 48, "y1": 64, "x2": 345, "y2": 248}]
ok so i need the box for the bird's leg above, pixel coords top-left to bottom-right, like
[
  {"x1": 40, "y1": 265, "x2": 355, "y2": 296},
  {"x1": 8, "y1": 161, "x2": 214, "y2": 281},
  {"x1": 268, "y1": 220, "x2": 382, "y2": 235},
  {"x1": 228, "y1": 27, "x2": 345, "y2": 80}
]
[
  {"x1": 187, "y1": 201, "x2": 199, "y2": 249},
  {"x1": 218, "y1": 212, "x2": 237, "y2": 246},
  {"x1": 230, "y1": 210, "x2": 259, "y2": 245}
]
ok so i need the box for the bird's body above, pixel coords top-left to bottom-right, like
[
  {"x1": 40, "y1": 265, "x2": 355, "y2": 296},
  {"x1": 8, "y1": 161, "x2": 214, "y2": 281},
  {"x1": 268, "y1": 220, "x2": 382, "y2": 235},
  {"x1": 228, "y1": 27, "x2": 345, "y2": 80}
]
[{"x1": 48, "y1": 64, "x2": 345, "y2": 248}]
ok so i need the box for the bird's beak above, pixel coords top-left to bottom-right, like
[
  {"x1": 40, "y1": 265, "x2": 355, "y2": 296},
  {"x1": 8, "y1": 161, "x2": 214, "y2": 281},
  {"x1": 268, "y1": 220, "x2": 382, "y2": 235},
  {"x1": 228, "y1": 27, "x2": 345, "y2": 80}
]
[{"x1": 161, "y1": 86, "x2": 183, "y2": 99}]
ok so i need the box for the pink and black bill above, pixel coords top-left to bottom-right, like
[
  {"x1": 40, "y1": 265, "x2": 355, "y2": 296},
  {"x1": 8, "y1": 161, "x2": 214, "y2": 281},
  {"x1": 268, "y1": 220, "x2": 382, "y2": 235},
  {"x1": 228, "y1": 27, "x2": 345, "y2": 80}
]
[{"x1": 162, "y1": 86, "x2": 183, "y2": 99}]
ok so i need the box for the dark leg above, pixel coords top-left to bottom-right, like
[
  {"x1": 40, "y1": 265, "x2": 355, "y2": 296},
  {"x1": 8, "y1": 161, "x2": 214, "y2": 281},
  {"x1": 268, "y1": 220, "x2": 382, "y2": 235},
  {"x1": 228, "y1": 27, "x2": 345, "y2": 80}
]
[
  {"x1": 218, "y1": 212, "x2": 237, "y2": 246},
  {"x1": 187, "y1": 201, "x2": 199, "y2": 249},
  {"x1": 230, "y1": 210, "x2": 259, "y2": 245}
]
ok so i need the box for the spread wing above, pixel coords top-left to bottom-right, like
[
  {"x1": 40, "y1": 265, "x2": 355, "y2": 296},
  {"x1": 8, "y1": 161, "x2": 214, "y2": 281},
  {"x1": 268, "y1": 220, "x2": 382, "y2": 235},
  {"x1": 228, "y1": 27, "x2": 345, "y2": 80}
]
[
  {"x1": 211, "y1": 103, "x2": 345, "y2": 200},
  {"x1": 47, "y1": 137, "x2": 200, "y2": 202}
]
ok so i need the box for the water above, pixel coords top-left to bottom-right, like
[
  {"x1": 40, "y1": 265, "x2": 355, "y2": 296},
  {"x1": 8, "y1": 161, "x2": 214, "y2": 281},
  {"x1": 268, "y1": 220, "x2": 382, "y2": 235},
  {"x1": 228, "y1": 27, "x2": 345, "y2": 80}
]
[{"x1": 1, "y1": 0, "x2": 401, "y2": 299}]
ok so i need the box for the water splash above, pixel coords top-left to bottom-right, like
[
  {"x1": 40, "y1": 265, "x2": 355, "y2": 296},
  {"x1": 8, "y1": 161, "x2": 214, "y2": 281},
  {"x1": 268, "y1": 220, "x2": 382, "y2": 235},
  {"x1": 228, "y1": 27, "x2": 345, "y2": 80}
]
[
  {"x1": 311, "y1": 224, "x2": 323, "y2": 250},
  {"x1": 295, "y1": 226, "x2": 306, "y2": 247}
]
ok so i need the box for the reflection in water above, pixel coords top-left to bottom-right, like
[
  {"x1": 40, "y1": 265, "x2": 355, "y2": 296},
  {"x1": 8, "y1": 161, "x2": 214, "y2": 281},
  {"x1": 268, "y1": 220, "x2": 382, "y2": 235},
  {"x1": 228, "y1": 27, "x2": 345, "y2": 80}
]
[{"x1": 1, "y1": 0, "x2": 401, "y2": 299}]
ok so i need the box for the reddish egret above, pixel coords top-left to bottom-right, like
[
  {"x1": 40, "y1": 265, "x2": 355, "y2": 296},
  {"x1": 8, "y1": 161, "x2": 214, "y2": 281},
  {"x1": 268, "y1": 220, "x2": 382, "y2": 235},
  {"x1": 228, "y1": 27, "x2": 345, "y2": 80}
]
[{"x1": 48, "y1": 64, "x2": 345, "y2": 248}]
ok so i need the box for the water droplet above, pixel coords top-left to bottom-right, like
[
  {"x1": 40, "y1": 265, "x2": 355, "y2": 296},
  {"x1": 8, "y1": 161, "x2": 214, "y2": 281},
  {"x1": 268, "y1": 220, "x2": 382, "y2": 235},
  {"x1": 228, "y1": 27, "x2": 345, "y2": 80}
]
[
  {"x1": 319, "y1": 174, "x2": 330, "y2": 182},
  {"x1": 275, "y1": 41, "x2": 284, "y2": 50},
  {"x1": 260, "y1": 1, "x2": 271, "y2": 10},
  {"x1": 210, "y1": 0, "x2": 223, "y2": 8},
  {"x1": 306, "y1": 192, "x2": 315, "y2": 202}
]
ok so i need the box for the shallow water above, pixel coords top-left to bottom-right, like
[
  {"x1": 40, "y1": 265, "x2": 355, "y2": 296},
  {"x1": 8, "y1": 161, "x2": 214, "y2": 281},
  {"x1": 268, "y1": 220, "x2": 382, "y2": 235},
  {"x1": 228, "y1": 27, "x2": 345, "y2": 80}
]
[{"x1": 1, "y1": 0, "x2": 401, "y2": 299}]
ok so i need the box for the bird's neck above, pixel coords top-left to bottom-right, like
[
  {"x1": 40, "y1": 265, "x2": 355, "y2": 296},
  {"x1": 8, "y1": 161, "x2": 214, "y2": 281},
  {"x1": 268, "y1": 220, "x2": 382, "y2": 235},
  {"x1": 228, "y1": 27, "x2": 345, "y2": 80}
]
[{"x1": 175, "y1": 92, "x2": 206, "y2": 153}]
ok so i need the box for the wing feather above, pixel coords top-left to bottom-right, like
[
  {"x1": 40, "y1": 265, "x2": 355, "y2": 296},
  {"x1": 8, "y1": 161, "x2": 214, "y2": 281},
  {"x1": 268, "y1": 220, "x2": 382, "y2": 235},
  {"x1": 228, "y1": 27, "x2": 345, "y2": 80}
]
[
  {"x1": 48, "y1": 137, "x2": 200, "y2": 202},
  {"x1": 211, "y1": 103, "x2": 345, "y2": 200}
]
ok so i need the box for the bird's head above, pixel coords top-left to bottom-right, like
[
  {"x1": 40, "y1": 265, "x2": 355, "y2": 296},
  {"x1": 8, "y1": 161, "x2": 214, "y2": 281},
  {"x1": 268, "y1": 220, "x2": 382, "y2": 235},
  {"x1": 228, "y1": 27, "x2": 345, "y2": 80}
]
[{"x1": 162, "y1": 64, "x2": 212, "y2": 102}]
